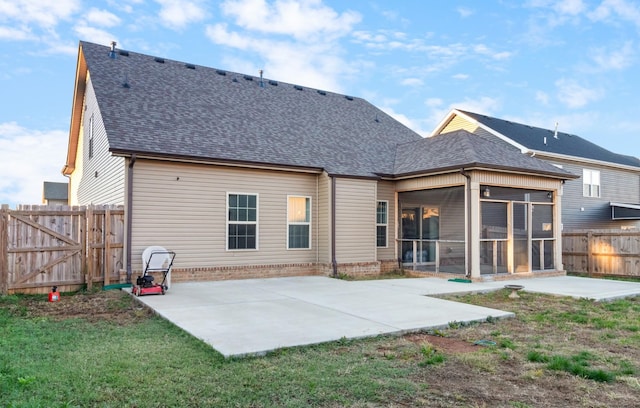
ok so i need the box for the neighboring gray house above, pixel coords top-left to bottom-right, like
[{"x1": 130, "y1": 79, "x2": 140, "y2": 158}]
[
  {"x1": 42, "y1": 181, "x2": 68, "y2": 206},
  {"x1": 433, "y1": 109, "x2": 640, "y2": 231},
  {"x1": 63, "y1": 41, "x2": 575, "y2": 282}
]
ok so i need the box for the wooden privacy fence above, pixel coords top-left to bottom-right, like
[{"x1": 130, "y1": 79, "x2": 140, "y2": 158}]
[
  {"x1": 562, "y1": 230, "x2": 640, "y2": 277},
  {"x1": 0, "y1": 205, "x2": 125, "y2": 295}
]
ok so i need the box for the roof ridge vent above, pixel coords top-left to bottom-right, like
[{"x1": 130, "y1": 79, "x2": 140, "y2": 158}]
[
  {"x1": 345, "y1": 95, "x2": 353, "y2": 101},
  {"x1": 317, "y1": 90, "x2": 326, "y2": 95},
  {"x1": 119, "y1": 50, "x2": 129, "y2": 57},
  {"x1": 185, "y1": 63, "x2": 195, "y2": 69},
  {"x1": 268, "y1": 80, "x2": 278, "y2": 86},
  {"x1": 243, "y1": 75, "x2": 253, "y2": 81},
  {"x1": 216, "y1": 69, "x2": 226, "y2": 75},
  {"x1": 154, "y1": 57, "x2": 165, "y2": 63},
  {"x1": 294, "y1": 85, "x2": 303, "y2": 91}
]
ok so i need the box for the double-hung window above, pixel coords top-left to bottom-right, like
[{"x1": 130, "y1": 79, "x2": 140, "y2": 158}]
[
  {"x1": 376, "y1": 201, "x2": 388, "y2": 247},
  {"x1": 583, "y1": 169, "x2": 600, "y2": 198},
  {"x1": 227, "y1": 193, "x2": 258, "y2": 250},
  {"x1": 288, "y1": 196, "x2": 311, "y2": 249}
]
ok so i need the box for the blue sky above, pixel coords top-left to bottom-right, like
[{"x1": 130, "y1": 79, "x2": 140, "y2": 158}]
[{"x1": 2, "y1": 0, "x2": 640, "y2": 207}]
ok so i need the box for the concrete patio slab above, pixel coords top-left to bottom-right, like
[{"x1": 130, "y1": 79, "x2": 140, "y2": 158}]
[
  {"x1": 480, "y1": 275, "x2": 640, "y2": 301},
  {"x1": 130, "y1": 275, "x2": 640, "y2": 357},
  {"x1": 132, "y1": 276, "x2": 512, "y2": 357}
]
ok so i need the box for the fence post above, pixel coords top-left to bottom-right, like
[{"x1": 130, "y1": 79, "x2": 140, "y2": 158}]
[
  {"x1": 0, "y1": 205, "x2": 9, "y2": 295},
  {"x1": 587, "y1": 231, "x2": 593, "y2": 277},
  {"x1": 104, "y1": 207, "x2": 112, "y2": 286},
  {"x1": 86, "y1": 206, "x2": 93, "y2": 290}
]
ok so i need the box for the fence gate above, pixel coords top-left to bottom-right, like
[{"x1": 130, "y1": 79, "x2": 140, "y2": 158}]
[{"x1": 0, "y1": 205, "x2": 125, "y2": 294}]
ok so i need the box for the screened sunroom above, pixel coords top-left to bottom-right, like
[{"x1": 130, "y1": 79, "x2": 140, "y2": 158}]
[{"x1": 395, "y1": 174, "x2": 566, "y2": 279}]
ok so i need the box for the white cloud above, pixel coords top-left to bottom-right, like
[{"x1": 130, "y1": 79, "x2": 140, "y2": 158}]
[
  {"x1": 401, "y1": 77, "x2": 423, "y2": 86},
  {"x1": 536, "y1": 90, "x2": 550, "y2": 105},
  {"x1": 0, "y1": 122, "x2": 68, "y2": 207},
  {"x1": 155, "y1": 0, "x2": 207, "y2": 30},
  {"x1": 86, "y1": 8, "x2": 121, "y2": 28},
  {"x1": 589, "y1": 41, "x2": 635, "y2": 71},
  {"x1": 555, "y1": 78, "x2": 602, "y2": 108},
  {"x1": 205, "y1": 1, "x2": 363, "y2": 92},
  {"x1": 456, "y1": 6, "x2": 474, "y2": 18},
  {"x1": 589, "y1": 0, "x2": 640, "y2": 28},
  {"x1": 0, "y1": 25, "x2": 34, "y2": 41},
  {"x1": 554, "y1": 0, "x2": 586, "y2": 15},
  {"x1": 219, "y1": 0, "x2": 361, "y2": 41},
  {"x1": 380, "y1": 106, "x2": 429, "y2": 136},
  {"x1": 0, "y1": 0, "x2": 81, "y2": 28},
  {"x1": 73, "y1": 24, "x2": 117, "y2": 48},
  {"x1": 473, "y1": 44, "x2": 513, "y2": 60},
  {"x1": 452, "y1": 73, "x2": 469, "y2": 80}
]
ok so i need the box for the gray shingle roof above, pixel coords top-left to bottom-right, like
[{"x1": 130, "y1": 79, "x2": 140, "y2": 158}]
[
  {"x1": 457, "y1": 110, "x2": 640, "y2": 168},
  {"x1": 81, "y1": 41, "x2": 422, "y2": 177},
  {"x1": 79, "y1": 41, "x2": 578, "y2": 180},
  {"x1": 394, "y1": 130, "x2": 576, "y2": 178}
]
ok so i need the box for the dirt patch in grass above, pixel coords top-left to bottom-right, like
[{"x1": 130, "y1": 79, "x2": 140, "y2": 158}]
[
  {"x1": 4, "y1": 289, "x2": 152, "y2": 325},
  {"x1": 405, "y1": 333, "x2": 479, "y2": 353}
]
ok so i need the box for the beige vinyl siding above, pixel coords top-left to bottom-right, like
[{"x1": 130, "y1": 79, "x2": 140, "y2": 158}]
[
  {"x1": 441, "y1": 115, "x2": 482, "y2": 134},
  {"x1": 317, "y1": 172, "x2": 332, "y2": 263},
  {"x1": 73, "y1": 74, "x2": 125, "y2": 205},
  {"x1": 130, "y1": 159, "x2": 320, "y2": 271},
  {"x1": 396, "y1": 173, "x2": 467, "y2": 192},
  {"x1": 376, "y1": 181, "x2": 396, "y2": 261},
  {"x1": 334, "y1": 178, "x2": 377, "y2": 263}
]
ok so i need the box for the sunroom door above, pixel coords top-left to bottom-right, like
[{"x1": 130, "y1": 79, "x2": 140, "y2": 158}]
[{"x1": 513, "y1": 202, "x2": 529, "y2": 272}]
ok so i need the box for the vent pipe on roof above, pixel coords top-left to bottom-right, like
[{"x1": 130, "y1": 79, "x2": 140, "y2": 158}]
[
  {"x1": 259, "y1": 69, "x2": 265, "y2": 88},
  {"x1": 109, "y1": 41, "x2": 117, "y2": 59},
  {"x1": 554, "y1": 122, "x2": 559, "y2": 139}
]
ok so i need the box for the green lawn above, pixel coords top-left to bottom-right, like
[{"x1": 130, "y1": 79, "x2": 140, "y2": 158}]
[{"x1": 1, "y1": 288, "x2": 638, "y2": 407}]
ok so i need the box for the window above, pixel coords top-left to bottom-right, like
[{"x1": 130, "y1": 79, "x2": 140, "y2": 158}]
[
  {"x1": 227, "y1": 193, "x2": 258, "y2": 250},
  {"x1": 583, "y1": 169, "x2": 600, "y2": 198},
  {"x1": 376, "y1": 201, "x2": 388, "y2": 247},
  {"x1": 88, "y1": 114, "x2": 94, "y2": 159},
  {"x1": 288, "y1": 196, "x2": 311, "y2": 249}
]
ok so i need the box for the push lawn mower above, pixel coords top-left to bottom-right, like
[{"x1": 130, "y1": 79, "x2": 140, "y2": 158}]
[{"x1": 132, "y1": 248, "x2": 176, "y2": 296}]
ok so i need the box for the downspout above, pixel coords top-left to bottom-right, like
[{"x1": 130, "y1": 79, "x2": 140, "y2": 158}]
[
  {"x1": 331, "y1": 175, "x2": 338, "y2": 277},
  {"x1": 125, "y1": 154, "x2": 136, "y2": 283},
  {"x1": 460, "y1": 169, "x2": 472, "y2": 277}
]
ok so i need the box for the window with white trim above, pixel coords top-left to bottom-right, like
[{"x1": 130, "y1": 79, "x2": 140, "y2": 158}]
[
  {"x1": 377, "y1": 201, "x2": 388, "y2": 247},
  {"x1": 227, "y1": 193, "x2": 258, "y2": 250},
  {"x1": 287, "y1": 196, "x2": 311, "y2": 249},
  {"x1": 583, "y1": 169, "x2": 600, "y2": 198}
]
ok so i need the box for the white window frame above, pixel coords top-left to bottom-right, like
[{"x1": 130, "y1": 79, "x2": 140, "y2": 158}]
[
  {"x1": 376, "y1": 200, "x2": 388, "y2": 248},
  {"x1": 582, "y1": 169, "x2": 601, "y2": 198},
  {"x1": 226, "y1": 192, "x2": 259, "y2": 251},
  {"x1": 287, "y1": 195, "x2": 312, "y2": 250}
]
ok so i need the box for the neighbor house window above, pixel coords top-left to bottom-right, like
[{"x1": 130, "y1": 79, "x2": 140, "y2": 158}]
[
  {"x1": 377, "y1": 201, "x2": 388, "y2": 247},
  {"x1": 288, "y1": 196, "x2": 311, "y2": 249},
  {"x1": 583, "y1": 169, "x2": 600, "y2": 198},
  {"x1": 88, "y1": 114, "x2": 94, "y2": 159},
  {"x1": 227, "y1": 193, "x2": 258, "y2": 250}
]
